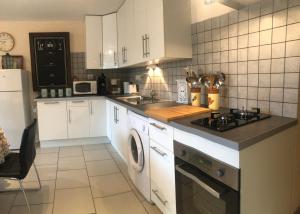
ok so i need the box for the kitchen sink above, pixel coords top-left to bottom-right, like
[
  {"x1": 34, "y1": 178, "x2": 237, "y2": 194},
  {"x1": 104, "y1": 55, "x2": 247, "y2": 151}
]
[{"x1": 116, "y1": 95, "x2": 171, "y2": 105}]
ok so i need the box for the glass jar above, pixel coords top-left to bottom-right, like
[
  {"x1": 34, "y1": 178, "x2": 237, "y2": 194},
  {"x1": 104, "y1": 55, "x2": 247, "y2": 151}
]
[
  {"x1": 191, "y1": 88, "x2": 201, "y2": 107},
  {"x1": 208, "y1": 88, "x2": 219, "y2": 110}
]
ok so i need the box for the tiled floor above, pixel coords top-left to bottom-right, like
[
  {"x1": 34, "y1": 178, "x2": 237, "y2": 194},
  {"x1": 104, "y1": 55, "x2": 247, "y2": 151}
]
[{"x1": 0, "y1": 143, "x2": 162, "y2": 214}]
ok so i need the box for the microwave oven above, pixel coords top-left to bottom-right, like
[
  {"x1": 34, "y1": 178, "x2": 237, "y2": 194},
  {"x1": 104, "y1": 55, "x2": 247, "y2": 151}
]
[{"x1": 73, "y1": 81, "x2": 97, "y2": 95}]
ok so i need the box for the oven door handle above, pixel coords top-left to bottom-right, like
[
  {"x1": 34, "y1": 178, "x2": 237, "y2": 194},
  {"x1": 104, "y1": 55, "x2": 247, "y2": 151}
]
[{"x1": 176, "y1": 164, "x2": 223, "y2": 199}]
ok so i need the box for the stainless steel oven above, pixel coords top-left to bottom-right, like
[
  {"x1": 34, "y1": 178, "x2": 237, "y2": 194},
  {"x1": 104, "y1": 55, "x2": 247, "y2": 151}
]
[{"x1": 174, "y1": 141, "x2": 240, "y2": 214}]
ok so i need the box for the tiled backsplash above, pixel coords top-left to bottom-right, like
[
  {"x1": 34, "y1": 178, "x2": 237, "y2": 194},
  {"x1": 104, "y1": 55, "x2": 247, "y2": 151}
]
[
  {"x1": 70, "y1": 1, "x2": 300, "y2": 118},
  {"x1": 191, "y1": 0, "x2": 300, "y2": 118}
]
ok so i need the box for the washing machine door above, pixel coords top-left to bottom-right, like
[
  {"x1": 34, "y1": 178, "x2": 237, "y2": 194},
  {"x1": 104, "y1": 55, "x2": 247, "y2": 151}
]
[{"x1": 128, "y1": 129, "x2": 144, "y2": 173}]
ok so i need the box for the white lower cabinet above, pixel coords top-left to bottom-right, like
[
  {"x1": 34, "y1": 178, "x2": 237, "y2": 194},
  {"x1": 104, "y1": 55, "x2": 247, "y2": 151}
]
[
  {"x1": 89, "y1": 99, "x2": 107, "y2": 137},
  {"x1": 37, "y1": 101, "x2": 68, "y2": 141},
  {"x1": 67, "y1": 100, "x2": 90, "y2": 139},
  {"x1": 37, "y1": 98, "x2": 107, "y2": 141},
  {"x1": 109, "y1": 101, "x2": 128, "y2": 161},
  {"x1": 150, "y1": 140, "x2": 176, "y2": 214}
]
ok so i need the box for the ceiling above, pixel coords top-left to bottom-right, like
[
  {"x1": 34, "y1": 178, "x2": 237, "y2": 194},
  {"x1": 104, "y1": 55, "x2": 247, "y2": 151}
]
[{"x1": 0, "y1": 0, "x2": 125, "y2": 21}]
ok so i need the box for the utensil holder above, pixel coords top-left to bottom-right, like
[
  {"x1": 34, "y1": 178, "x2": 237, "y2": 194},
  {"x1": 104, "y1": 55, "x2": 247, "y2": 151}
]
[{"x1": 208, "y1": 88, "x2": 219, "y2": 110}]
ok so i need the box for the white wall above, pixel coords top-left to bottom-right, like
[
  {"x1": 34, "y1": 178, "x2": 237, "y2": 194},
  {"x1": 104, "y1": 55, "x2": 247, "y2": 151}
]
[{"x1": 191, "y1": 0, "x2": 235, "y2": 23}]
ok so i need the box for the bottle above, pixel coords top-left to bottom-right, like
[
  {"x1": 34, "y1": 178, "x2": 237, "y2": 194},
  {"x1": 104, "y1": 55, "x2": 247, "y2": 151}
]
[{"x1": 97, "y1": 73, "x2": 107, "y2": 95}]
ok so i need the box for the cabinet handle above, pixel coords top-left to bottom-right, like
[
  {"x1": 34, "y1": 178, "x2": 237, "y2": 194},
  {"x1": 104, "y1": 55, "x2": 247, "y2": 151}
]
[
  {"x1": 72, "y1": 100, "x2": 85, "y2": 103},
  {"x1": 142, "y1": 35, "x2": 145, "y2": 58},
  {"x1": 90, "y1": 102, "x2": 93, "y2": 115},
  {"x1": 44, "y1": 102, "x2": 59, "y2": 105},
  {"x1": 114, "y1": 51, "x2": 117, "y2": 66},
  {"x1": 152, "y1": 189, "x2": 168, "y2": 205},
  {"x1": 113, "y1": 106, "x2": 116, "y2": 124},
  {"x1": 150, "y1": 123, "x2": 166, "y2": 131},
  {"x1": 146, "y1": 34, "x2": 150, "y2": 57},
  {"x1": 116, "y1": 107, "x2": 119, "y2": 123},
  {"x1": 69, "y1": 109, "x2": 71, "y2": 123},
  {"x1": 124, "y1": 47, "x2": 127, "y2": 63},
  {"x1": 150, "y1": 146, "x2": 167, "y2": 157}
]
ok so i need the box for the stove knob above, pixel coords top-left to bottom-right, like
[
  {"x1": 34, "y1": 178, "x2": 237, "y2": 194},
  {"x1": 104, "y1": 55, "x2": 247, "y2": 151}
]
[
  {"x1": 180, "y1": 150, "x2": 186, "y2": 157},
  {"x1": 217, "y1": 169, "x2": 225, "y2": 177}
]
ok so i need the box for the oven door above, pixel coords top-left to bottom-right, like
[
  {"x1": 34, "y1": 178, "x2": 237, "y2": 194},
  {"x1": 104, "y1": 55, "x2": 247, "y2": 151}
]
[{"x1": 175, "y1": 159, "x2": 239, "y2": 214}]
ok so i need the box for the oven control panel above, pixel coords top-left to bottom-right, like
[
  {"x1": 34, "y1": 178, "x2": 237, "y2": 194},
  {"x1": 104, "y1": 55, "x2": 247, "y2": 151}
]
[{"x1": 174, "y1": 140, "x2": 240, "y2": 191}]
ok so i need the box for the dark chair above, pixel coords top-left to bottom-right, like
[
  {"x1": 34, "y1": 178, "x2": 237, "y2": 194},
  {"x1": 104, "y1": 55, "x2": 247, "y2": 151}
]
[{"x1": 0, "y1": 119, "x2": 41, "y2": 214}]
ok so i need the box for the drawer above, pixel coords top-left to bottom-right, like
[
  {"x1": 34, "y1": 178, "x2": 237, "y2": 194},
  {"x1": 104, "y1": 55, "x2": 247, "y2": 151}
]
[
  {"x1": 151, "y1": 180, "x2": 174, "y2": 214},
  {"x1": 150, "y1": 140, "x2": 176, "y2": 214},
  {"x1": 149, "y1": 118, "x2": 174, "y2": 152},
  {"x1": 67, "y1": 100, "x2": 89, "y2": 107}
]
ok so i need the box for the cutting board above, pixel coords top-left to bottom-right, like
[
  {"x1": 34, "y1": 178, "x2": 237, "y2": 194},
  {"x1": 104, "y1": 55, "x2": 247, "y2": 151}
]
[{"x1": 145, "y1": 105, "x2": 211, "y2": 122}]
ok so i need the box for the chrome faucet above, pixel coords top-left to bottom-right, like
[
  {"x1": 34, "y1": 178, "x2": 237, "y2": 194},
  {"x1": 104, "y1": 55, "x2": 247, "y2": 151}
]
[{"x1": 143, "y1": 72, "x2": 156, "y2": 101}]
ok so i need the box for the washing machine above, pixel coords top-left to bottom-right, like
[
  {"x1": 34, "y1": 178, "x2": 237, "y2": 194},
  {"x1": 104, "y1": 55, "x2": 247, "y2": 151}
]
[{"x1": 127, "y1": 111, "x2": 151, "y2": 201}]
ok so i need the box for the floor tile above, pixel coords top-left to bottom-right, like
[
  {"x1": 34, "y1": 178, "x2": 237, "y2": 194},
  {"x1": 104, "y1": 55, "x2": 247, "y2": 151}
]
[
  {"x1": 35, "y1": 153, "x2": 58, "y2": 166},
  {"x1": 142, "y1": 201, "x2": 162, "y2": 214},
  {"x1": 56, "y1": 169, "x2": 89, "y2": 189},
  {"x1": 82, "y1": 143, "x2": 107, "y2": 151},
  {"x1": 127, "y1": 179, "x2": 146, "y2": 202},
  {"x1": 0, "y1": 192, "x2": 17, "y2": 214},
  {"x1": 0, "y1": 179, "x2": 40, "y2": 191},
  {"x1": 14, "y1": 180, "x2": 55, "y2": 205},
  {"x1": 36, "y1": 147, "x2": 59, "y2": 154},
  {"x1": 9, "y1": 204, "x2": 53, "y2": 214},
  {"x1": 94, "y1": 192, "x2": 147, "y2": 214},
  {"x1": 90, "y1": 173, "x2": 131, "y2": 198},
  {"x1": 53, "y1": 187, "x2": 95, "y2": 214},
  {"x1": 58, "y1": 156, "x2": 86, "y2": 171},
  {"x1": 36, "y1": 165, "x2": 57, "y2": 181},
  {"x1": 86, "y1": 160, "x2": 119, "y2": 177},
  {"x1": 59, "y1": 146, "x2": 83, "y2": 158},
  {"x1": 84, "y1": 150, "x2": 112, "y2": 162}
]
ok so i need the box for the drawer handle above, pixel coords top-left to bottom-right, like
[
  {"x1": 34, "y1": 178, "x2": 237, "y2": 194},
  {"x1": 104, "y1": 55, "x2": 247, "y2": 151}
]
[
  {"x1": 152, "y1": 189, "x2": 168, "y2": 205},
  {"x1": 150, "y1": 146, "x2": 167, "y2": 157},
  {"x1": 44, "y1": 102, "x2": 59, "y2": 105},
  {"x1": 72, "y1": 100, "x2": 85, "y2": 103},
  {"x1": 150, "y1": 123, "x2": 166, "y2": 131}
]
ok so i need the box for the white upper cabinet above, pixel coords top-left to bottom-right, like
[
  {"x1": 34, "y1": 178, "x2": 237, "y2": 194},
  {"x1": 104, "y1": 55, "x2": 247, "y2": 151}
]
[
  {"x1": 85, "y1": 16, "x2": 103, "y2": 69},
  {"x1": 103, "y1": 13, "x2": 118, "y2": 69},
  {"x1": 117, "y1": 0, "x2": 134, "y2": 67},
  {"x1": 118, "y1": 0, "x2": 192, "y2": 67}
]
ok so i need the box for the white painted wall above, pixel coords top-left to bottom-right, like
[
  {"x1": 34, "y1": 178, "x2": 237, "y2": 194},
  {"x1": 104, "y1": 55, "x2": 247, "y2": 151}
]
[{"x1": 191, "y1": 0, "x2": 235, "y2": 23}]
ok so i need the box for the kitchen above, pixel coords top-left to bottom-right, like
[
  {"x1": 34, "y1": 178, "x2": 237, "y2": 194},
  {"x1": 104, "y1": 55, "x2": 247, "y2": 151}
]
[{"x1": 0, "y1": 0, "x2": 299, "y2": 214}]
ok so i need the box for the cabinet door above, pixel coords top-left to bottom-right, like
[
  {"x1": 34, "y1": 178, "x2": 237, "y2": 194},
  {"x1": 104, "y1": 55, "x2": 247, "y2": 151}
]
[
  {"x1": 89, "y1": 99, "x2": 107, "y2": 137},
  {"x1": 116, "y1": 105, "x2": 128, "y2": 161},
  {"x1": 103, "y1": 13, "x2": 118, "y2": 69},
  {"x1": 134, "y1": 0, "x2": 148, "y2": 63},
  {"x1": 110, "y1": 103, "x2": 118, "y2": 151},
  {"x1": 85, "y1": 16, "x2": 103, "y2": 69},
  {"x1": 117, "y1": 3, "x2": 127, "y2": 67},
  {"x1": 37, "y1": 101, "x2": 68, "y2": 141},
  {"x1": 146, "y1": 0, "x2": 165, "y2": 60},
  {"x1": 150, "y1": 140, "x2": 176, "y2": 214},
  {"x1": 118, "y1": 0, "x2": 134, "y2": 67},
  {"x1": 68, "y1": 105, "x2": 90, "y2": 139},
  {"x1": 106, "y1": 100, "x2": 112, "y2": 141}
]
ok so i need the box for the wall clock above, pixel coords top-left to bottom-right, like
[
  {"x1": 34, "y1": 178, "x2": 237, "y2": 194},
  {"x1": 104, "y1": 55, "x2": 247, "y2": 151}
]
[{"x1": 0, "y1": 32, "x2": 15, "y2": 52}]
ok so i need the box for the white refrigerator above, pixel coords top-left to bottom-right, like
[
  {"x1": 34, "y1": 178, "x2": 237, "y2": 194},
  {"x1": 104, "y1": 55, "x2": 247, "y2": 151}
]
[{"x1": 0, "y1": 69, "x2": 31, "y2": 149}]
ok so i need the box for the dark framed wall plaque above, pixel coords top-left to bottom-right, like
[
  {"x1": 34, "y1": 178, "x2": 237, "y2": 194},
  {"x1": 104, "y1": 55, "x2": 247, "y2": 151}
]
[{"x1": 29, "y1": 32, "x2": 72, "y2": 91}]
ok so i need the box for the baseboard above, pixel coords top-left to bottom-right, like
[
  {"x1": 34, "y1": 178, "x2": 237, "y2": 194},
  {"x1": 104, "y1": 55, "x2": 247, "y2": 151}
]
[{"x1": 39, "y1": 137, "x2": 110, "y2": 148}]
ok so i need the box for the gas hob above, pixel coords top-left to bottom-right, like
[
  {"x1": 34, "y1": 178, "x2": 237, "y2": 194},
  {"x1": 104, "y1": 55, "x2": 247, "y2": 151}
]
[{"x1": 191, "y1": 108, "x2": 271, "y2": 132}]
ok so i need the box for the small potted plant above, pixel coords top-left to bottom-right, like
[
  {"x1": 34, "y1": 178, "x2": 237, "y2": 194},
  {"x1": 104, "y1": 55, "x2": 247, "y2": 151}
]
[{"x1": 0, "y1": 128, "x2": 10, "y2": 164}]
